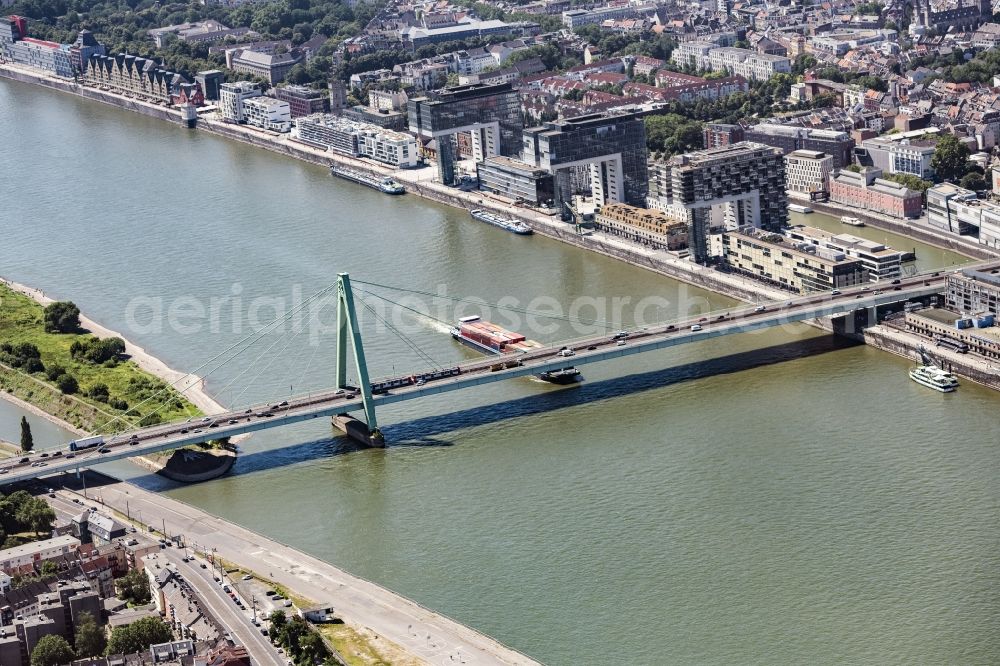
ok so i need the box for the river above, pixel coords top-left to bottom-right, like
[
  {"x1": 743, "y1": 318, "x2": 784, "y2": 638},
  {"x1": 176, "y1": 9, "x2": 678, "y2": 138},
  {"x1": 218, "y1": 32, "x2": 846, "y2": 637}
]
[{"x1": 2, "y1": 77, "x2": 999, "y2": 665}]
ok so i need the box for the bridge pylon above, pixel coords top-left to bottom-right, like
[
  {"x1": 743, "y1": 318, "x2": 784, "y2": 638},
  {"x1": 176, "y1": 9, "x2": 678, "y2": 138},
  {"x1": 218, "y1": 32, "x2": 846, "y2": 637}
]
[{"x1": 335, "y1": 273, "x2": 384, "y2": 447}]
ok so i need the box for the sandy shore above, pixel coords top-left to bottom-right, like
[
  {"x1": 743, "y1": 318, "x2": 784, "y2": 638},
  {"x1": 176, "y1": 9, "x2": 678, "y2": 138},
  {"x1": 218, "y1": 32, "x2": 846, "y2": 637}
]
[{"x1": 1, "y1": 276, "x2": 226, "y2": 417}]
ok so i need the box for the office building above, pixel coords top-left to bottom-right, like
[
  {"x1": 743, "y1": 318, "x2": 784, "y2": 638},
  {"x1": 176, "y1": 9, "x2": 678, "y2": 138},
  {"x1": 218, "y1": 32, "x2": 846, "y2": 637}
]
[
  {"x1": 784, "y1": 150, "x2": 833, "y2": 196},
  {"x1": 522, "y1": 112, "x2": 648, "y2": 212},
  {"x1": 4, "y1": 33, "x2": 74, "y2": 77},
  {"x1": 147, "y1": 21, "x2": 251, "y2": 48},
  {"x1": 274, "y1": 84, "x2": 329, "y2": 118},
  {"x1": 242, "y1": 97, "x2": 291, "y2": 132},
  {"x1": 744, "y1": 124, "x2": 855, "y2": 169},
  {"x1": 476, "y1": 156, "x2": 554, "y2": 205},
  {"x1": 927, "y1": 182, "x2": 980, "y2": 234},
  {"x1": 229, "y1": 48, "x2": 300, "y2": 84},
  {"x1": 595, "y1": 203, "x2": 688, "y2": 250},
  {"x1": 858, "y1": 137, "x2": 936, "y2": 180},
  {"x1": 68, "y1": 29, "x2": 104, "y2": 74},
  {"x1": 195, "y1": 70, "x2": 225, "y2": 101},
  {"x1": 712, "y1": 227, "x2": 868, "y2": 292},
  {"x1": 408, "y1": 83, "x2": 523, "y2": 184},
  {"x1": 654, "y1": 142, "x2": 787, "y2": 263},
  {"x1": 828, "y1": 167, "x2": 922, "y2": 219},
  {"x1": 783, "y1": 225, "x2": 903, "y2": 281},
  {"x1": 218, "y1": 81, "x2": 261, "y2": 123}
]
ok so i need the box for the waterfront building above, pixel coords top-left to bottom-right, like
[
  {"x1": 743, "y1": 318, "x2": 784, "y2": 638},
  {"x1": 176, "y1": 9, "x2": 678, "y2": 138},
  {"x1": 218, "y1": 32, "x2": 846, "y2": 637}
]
[
  {"x1": 218, "y1": 81, "x2": 261, "y2": 123},
  {"x1": 783, "y1": 225, "x2": 903, "y2": 281},
  {"x1": 408, "y1": 83, "x2": 523, "y2": 184},
  {"x1": 653, "y1": 142, "x2": 788, "y2": 263},
  {"x1": 476, "y1": 156, "x2": 554, "y2": 204},
  {"x1": 903, "y1": 307, "x2": 1000, "y2": 360},
  {"x1": 274, "y1": 84, "x2": 330, "y2": 118},
  {"x1": 858, "y1": 137, "x2": 936, "y2": 180},
  {"x1": 3, "y1": 29, "x2": 74, "y2": 77},
  {"x1": 343, "y1": 105, "x2": 407, "y2": 131},
  {"x1": 784, "y1": 150, "x2": 833, "y2": 196},
  {"x1": 926, "y1": 183, "x2": 979, "y2": 234},
  {"x1": 744, "y1": 124, "x2": 855, "y2": 169},
  {"x1": 230, "y1": 48, "x2": 300, "y2": 84},
  {"x1": 243, "y1": 97, "x2": 291, "y2": 132},
  {"x1": 595, "y1": 203, "x2": 688, "y2": 251},
  {"x1": 946, "y1": 268, "x2": 1000, "y2": 315},
  {"x1": 828, "y1": 167, "x2": 922, "y2": 219},
  {"x1": 294, "y1": 114, "x2": 418, "y2": 167},
  {"x1": 195, "y1": 70, "x2": 225, "y2": 101},
  {"x1": 68, "y1": 30, "x2": 104, "y2": 74},
  {"x1": 521, "y1": 112, "x2": 648, "y2": 212},
  {"x1": 84, "y1": 53, "x2": 190, "y2": 104},
  {"x1": 712, "y1": 227, "x2": 868, "y2": 292}
]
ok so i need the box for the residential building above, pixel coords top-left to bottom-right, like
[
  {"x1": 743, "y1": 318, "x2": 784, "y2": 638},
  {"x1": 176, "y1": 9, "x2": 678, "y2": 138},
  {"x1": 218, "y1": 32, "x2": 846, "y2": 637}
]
[
  {"x1": 828, "y1": 167, "x2": 923, "y2": 219},
  {"x1": 369, "y1": 88, "x2": 408, "y2": 112},
  {"x1": 784, "y1": 150, "x2": 833, "y2": 196},
  {"x1": 0, "y1": 536, "x2": 80, "y2": 572},
  {"x1": 274, "y1": 84, "x2": 329, "y2": 118},
  {"x1": 229, "y1": 49, "x2": 300, "y2": 85},
  {"x1": 409, "y1": 83, "x2": 524, "y2": 184},
  {"x1": 712, "y1": 227, "x2": 868, "y2": 292},
  {"x1": 522, "y1": 111, "x2": 648, "y2": 211},
  {"x1": 703, "y1": 123, "x2": 744, "y2": 149},
  {"x1": 653, "y1": 142, "x2": 788, "y2": 263},
  {"x1": 84, "y1": 53, "x2": 190, "y2": 104},
  {"x1": 561, "y1": 4, "x2": 655, "y2": 29},
  {"x1": 784, "y1": 225, "x2": 903, "y2": 281},
  {"x1": 476, "y1": 156, "x2": 554, "y2": 204},
  {"x1": 946, "y1": 268, "x2": 1000, "y2": 315},
  {"x1": 218, "y1": 81, "x2": 261, "y2": 123},
  {"x1": 671, "y1": 42, "x2": 790, "y2": 81},
  {"x1": 295, "y1": 114, "x2": 418, "y2": 166},
  {"x1": 595, "y1": 203, "x2": 688, "y2": 250},
  {"x1": 242, "y1": 97, "x2": 291, "y2": 132},
  {"x1": 744, "y1": 124, "x2": 854, "y2": 169}
]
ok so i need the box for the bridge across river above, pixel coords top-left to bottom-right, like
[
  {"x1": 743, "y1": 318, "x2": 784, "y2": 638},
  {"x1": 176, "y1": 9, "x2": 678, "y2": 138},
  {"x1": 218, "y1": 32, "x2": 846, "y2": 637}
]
[{"x1": 0, "y1": 269, "x2": 953, "y2": 486}]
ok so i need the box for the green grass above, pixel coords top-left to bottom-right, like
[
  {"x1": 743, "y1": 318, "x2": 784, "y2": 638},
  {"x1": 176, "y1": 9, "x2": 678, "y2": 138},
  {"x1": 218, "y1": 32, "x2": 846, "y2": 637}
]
[{"x1": 0, "y1": 283, "x2": 201, "y2": 434}]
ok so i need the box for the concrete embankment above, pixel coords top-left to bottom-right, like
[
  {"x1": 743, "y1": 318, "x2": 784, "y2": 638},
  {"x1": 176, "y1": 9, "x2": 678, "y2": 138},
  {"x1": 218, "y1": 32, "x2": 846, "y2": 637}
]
[
  {"x1": 864, "y1": 325, "x2": 1000, "y2": 390},
  {"x1": 0, "y1": 65, "x2": 186, "y2": 124}
]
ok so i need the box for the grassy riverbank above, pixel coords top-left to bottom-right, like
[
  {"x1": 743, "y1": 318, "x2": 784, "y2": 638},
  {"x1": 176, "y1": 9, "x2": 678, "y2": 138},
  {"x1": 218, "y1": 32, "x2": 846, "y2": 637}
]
[{"x1": 0, "y1": 283, "x2": 200, "y2": 435}]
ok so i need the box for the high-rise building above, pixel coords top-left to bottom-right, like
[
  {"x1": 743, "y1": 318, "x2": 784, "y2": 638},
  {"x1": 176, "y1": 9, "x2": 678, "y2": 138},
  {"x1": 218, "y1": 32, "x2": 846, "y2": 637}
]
[
  {"x1": 408, "y1": 83, "x2": 523, "y2": 184},
  {"x1": 521, "y1": 111, "x2": 648, "y2": 212},
  {"x1": 784, "y1": 149, "x2": 833, "y2": 196},
  {"x1": 654, "y1": 142, "x2": 788, "y2": 263}
]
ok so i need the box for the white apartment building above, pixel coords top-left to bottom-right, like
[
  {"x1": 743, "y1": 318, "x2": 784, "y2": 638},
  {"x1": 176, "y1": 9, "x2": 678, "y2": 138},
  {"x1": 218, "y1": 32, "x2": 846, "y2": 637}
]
[
  {"x1": 294, "y1": 114, "x2": 418, "y2": 167},
  {"x1": 243, "y1": 97, "x2": 291, "y2": 132},
  {"x1": 784, "y1": 225, "x2": 904, "y2": 282},
  {"x1": 784, "y1": 149, "x2": 833, "y2": 195},
  {"x1": 218, "y1": 81, "x2": 260, "y2": 123},
  {"x1": 671, "y1": 42, "x2": 790, "y2": 81},
  {"x1": 0, "y1": 535, "x2": 80, "y2": 572},
  {"x1": 369, "y1": 88, "x2": 408, "y2": 112}
]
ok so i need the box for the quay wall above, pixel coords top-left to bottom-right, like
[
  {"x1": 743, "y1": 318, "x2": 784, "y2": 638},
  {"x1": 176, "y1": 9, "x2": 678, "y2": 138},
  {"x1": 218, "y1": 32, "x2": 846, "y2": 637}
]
[{"x1": 864, "y1": 326, "x2": 1000, "y2": 390}]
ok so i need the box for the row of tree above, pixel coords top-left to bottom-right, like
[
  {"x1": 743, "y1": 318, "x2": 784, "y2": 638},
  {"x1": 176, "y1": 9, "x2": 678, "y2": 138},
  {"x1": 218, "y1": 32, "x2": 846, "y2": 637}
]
[{"x1": 30, "y1": 615, "x2": 171, "y2": 666}]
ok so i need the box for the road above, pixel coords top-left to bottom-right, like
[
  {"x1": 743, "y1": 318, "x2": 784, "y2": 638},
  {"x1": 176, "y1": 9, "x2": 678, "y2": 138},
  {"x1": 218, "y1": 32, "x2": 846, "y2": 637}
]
[
  {"x1": 87, "y1": 479, "x2": 537, "y2": 665},
  {"x1": 46, "y1": 490, "x2": 287, "y2": 666}
]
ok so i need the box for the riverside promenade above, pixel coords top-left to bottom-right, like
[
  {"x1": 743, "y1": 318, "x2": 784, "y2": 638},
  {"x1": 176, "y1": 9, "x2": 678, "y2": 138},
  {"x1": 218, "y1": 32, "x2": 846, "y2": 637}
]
[{"x1": 89, "y1": 476, "x2": 539, "y2": 666}]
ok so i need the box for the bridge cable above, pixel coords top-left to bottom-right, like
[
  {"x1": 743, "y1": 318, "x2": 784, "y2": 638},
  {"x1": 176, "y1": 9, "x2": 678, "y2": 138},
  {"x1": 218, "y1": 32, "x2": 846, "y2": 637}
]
[{"x1": 355, "y1": 297, "x2": 444, "y2": 374}]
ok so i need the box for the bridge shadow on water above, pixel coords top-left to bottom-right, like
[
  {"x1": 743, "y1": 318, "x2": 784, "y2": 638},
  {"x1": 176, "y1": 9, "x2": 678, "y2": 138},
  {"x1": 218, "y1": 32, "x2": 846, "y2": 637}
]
[{"x1": 222, "y1": 334, "x2": 860, "y2": 476}]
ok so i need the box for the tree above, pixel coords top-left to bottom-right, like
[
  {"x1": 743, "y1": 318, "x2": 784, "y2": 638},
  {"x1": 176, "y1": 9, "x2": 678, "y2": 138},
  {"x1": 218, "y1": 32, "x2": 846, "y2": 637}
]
[
  {"x1": 43, "y1": 301, "x2": 80, "y2": 333},
  {"x1": 30, "y1": 634, "x2": 75, "y2": 666},
  {"x1": 884, "y1": 172, "x2": 933, "y2": 193},
  {"x1": 960, "y1": 171, "x2": 987, "y2": 191},
  {"x1": 75, "y1": 611, "x2": 107, "y2": 658},
  {"x1": 20, "y1": 416, "x2": 33, "y2": 452},
  {"x1": 117, "y1": 568, "x2": 151, "y2": 605},
  {"x1": 56, "y1": 373, "x2": 79, "y2": 395},
  {"x1": 299, "y1": 631, "x2": 330, "y2": 663},
  {"x1": 40, "y1": 560, "x2": 58, "y2": 577},
  {"x1": 269, "y1": 610, "x2": 287, "y2": 630},
  {"x1": 931, "y1": 134, "x2": 971, "y2": 183},
  {"x1": 106, "y1": 617, "x2": 173, "y2": 656},
  {"x1": 16, "y1": 497, "x2": 55, "y2": 536}
]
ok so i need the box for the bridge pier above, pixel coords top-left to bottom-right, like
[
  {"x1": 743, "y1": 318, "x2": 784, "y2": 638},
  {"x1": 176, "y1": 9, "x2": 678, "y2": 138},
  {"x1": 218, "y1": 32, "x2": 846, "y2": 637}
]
[{"x1": 332, "y1": 414, "x2": 385, "y2": 448}]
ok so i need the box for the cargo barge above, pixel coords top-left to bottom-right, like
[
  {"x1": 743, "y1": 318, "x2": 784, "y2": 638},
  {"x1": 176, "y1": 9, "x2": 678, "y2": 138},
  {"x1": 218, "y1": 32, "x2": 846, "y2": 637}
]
[
  {"x1": 470, "y1": 209, "x2": 533, "y2": 235},
  {"x1": 330, "y1": 164, "x2": 405, "y2": 194},
  {"x1": 449, "y1": 316, "x2": 581, "y2": 384}
]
